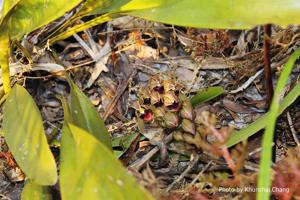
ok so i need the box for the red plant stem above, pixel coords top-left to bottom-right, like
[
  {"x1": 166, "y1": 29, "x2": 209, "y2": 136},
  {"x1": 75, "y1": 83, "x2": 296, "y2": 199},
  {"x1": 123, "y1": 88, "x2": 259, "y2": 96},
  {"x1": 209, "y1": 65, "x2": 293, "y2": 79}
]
[
  {"x1": 200, "y1": 114, "x2": 237, "y2": 172},
  {"x1": 209, "y1": 126, "x2": 236, "y2": 172},
  {"x1": 263, "y1": 24, "x2": 274, "y2": 107},
  {"x1": 264, "y1": 24, "x2": 277, "y2": 162}
]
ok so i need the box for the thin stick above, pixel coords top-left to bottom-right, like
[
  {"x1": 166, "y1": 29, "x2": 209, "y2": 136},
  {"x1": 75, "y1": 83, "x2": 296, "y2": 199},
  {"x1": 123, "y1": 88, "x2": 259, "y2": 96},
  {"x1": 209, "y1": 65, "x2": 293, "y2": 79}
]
[
  {"x1": 287, "y1": 112, "x2": 300, "y2": 146},
  {"x1": 102, "y1": 69, "x2": 136, "y2": 121},
  {"x1": 129, "y1": 133, "x2": 173, "y2": 170},
  {"x1": 190, "y1": 160, "x2": 213, "y2": 185},
  {"x1": 166, "y1": 154, "x2": 200, "y2": 192}
]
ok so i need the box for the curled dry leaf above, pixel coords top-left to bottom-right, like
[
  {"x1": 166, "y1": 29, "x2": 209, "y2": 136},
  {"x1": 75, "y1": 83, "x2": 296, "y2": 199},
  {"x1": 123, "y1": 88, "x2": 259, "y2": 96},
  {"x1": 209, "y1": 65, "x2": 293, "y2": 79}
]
[{"x1": 222, "y1": 99, "x2": 262, "y2": 114}]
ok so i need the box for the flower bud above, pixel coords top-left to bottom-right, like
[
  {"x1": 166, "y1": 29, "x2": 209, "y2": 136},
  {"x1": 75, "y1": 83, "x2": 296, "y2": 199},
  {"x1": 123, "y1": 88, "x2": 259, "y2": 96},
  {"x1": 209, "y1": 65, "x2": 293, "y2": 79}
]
[
  {"x1": 163, "y1": 91, "x2": 178, "y2": 107},
  {"x1": 163, "y1": 79, "x2": 176, "y2": 92},
  {"x1": 180, "y1": 101, "x2": 194, "y2": 120},
  {"x1": 195, "y1": 111, "x2": 216, "y2": 126},
  {"x1": 150, "y1": 91, "x2": 161, "y2": 105},
  {"x1": 150, "y1": 76, "x2": 162, "y2": 90},
  {"x1": 182, "y1": 133, "x2": 195, "y2": 145},
  {"x1": 173, "y1": 131, "x2": 184, "y2": 141},
  {"x1": 152, "y1": 107, "x2": 165, "y2": 118},
  {"x1": 138, "y1": 88, "x2": 151, "y2": 101},
  {"x1": 181, "y1": 119, "x2": 196, "y2": 135},
  {"x1": 163, "y1": 112, "x2": 179, "y2": 128},
  {"x1": 141, "y1": 109, "x2": 154, "y2": 122},
  {"x1": 193, "y1": 132, "x2": 202, "y2": 149}
]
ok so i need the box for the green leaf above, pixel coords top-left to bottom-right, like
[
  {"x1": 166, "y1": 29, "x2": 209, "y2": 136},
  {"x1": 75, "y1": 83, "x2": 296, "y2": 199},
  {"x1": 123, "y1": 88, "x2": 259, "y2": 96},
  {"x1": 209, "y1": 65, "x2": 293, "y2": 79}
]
[
  {"x1": 51, "y1": 0, "x2": 300, "y2": 44},
  {"x1": 112, "y1": 132, "x2": 139, "y2": 158},
  {"x1": 77, "y1": 0, "x2": 129, "y2": 17},
  {"x1": 6, "y1": 0, "x2": 82, "y2": 40},
  {"x1": 0, "y1": 0, "x2": 20, "y2": 25},
  {"x1": 3, "y1": 84, "x2": 57, "y2": 185},
  {"x1": 190, "y1": 86, "x2": 224, "y2": 107},
  {"x1": 47, "y1": 0, "x2": 127, "y2": 43},
  {"x1": 226, "y1": 78, "x2": 300, "y2": 147},
  {"x1": 257, "y1": 47, "x2": 300, "y2": 200},
  {"x1": 66, "y1": 79, "x2": 112, "y2": 150},
  {"x1": 48, "y1": 0, "x2": 168, "y2": 44},
  {"x1": 79, "y1": 0, "x2": 172, "y2": 16},
  {"x1": 127, "y1": 0, "x2": 300, "y2": 29},
  {"x1": 120, "y1": 0, "x2": 174, "y2": 11},
  {"x1": 60, "y1": 123, "x2": 154, "y2": 200},
  {"x1": 21, "y1": 180, "x2": 52, "y2": 200}
]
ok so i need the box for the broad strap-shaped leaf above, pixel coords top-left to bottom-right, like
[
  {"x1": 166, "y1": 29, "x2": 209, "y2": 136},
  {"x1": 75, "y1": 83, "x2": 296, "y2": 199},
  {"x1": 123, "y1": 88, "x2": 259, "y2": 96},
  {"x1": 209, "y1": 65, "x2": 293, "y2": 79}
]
[
  {"x1": 78, "y1": 0, "x2": 169, "y2": 17},
  {"x1": 51, "y1": 0, "x2": 300, "y2": 44},
  {"x1": 66, "y1": 79, "x2": 112, "y2": 149},
  {"x1": 0, "y1": 0, "x2": 20, "y2": 25},
  {"x1": 190, "y1": 86, "x2": 224, "y2": 107},
  {"x1": 21, "y1": 180, "x2": 52, "y2": 200},
  {"x1": 127, "y1": 0, "x2": 300, "y2": 29},
  {"x1": 119, "y1": 0, "x2": 173, "y2": 11},
  {"x1": 0, "y1": 30, "x2": 11, "y2": 93},
  {"x1": 3, "y1": 84, "x2": 57, "y2": 185},
  {"x1": 48, "y1": 0, "x2": 175, "y2": 44},
  {"x1": 46, "y1": 0, "x2": 125, "y2": 41},
  {"x1": 60, "y1": 123, "x2": 153, "y2": 200},
  {"x1": 76, "y1": 0, "x2": 129, "y2": 17},
  {"x1": 6, "y1": 0, "x2": 82, "y2": 40}
]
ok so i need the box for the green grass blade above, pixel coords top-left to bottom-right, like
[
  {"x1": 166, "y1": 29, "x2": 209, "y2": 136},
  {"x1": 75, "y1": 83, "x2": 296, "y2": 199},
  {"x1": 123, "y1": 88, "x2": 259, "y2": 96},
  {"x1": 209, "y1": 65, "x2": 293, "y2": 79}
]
[
  {"x1": 190, "y1": 86, "x2": 224, "y2": 107},
  {"x1": 257, "y1": 48, "x2": 300, "y2": 199},
  {"x1": 226, "y1": 80, "x2": 300, "y2": 147},
  {"x1": 226, "y1": 114, "x2": 268, "y2": 147}
]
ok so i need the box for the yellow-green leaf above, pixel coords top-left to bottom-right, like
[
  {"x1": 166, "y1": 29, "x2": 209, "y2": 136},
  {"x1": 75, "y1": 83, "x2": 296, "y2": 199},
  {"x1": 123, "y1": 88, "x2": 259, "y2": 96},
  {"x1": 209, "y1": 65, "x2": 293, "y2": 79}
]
[
  {"x1": 66, "y1": 79, "x2": 112, "y2": 149},
  {"x1": 6, "y1": 0, "x2": 82, "y2": 40},
  {"x1": 3, "y1": 84, "x2": 57, "y2": 185},
  {"x1": 0, "y1": 30, "x2": 11, "y2": 93},
  {"x1": 50, "y1": 0, "x2": 300, "y2": 45},
  {"x1": 120, "y1": 0, "x2": 172, "y2": 11},
  {"x1": 80, "y1": 0, "x2": 172, "y2": 15},
  {"x1": 0, "y1": 0, "x2": 20, "y2": 25},
  {"x1": 21, "y1": 180, "x2": 52, "y2": 200},
  {"x1": 49, "y1": 14, "x2": 114, "y2": 45},
  {"x1": 127, "y1": 0, "x2": 300, "y2": 29},
  {"x1": 77, "y1": 0, "x2": 128, "y2": 17},
  {"x1": 60, "y1": 123, "x2": 153, "y2": 200}
]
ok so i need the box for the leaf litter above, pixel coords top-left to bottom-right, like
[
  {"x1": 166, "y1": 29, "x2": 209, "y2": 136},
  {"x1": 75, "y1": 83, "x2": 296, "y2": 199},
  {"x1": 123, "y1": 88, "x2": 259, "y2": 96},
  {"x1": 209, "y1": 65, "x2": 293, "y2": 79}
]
[{"x1": 2, "y1": 13, "x2": 300, "y2": 200}]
